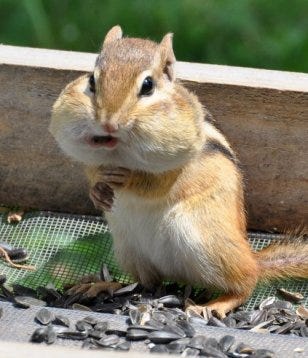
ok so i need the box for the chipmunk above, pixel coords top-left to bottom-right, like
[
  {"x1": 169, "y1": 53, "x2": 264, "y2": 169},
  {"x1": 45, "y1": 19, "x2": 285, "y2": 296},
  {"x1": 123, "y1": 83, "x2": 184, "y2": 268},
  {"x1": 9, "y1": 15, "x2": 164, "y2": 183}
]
[{"x1": 50, "y1": 26, "x2": 308, "y2": 318}]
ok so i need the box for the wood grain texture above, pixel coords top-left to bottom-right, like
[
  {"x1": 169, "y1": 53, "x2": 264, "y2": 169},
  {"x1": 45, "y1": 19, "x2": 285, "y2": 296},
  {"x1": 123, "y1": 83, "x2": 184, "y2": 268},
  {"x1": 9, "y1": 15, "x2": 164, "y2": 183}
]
[
  {"x1": 0, "y1": 341, "x2": 167, "y2": 358},
  {"x1": 0, "y1": 45, "x2": 307, "y2": 231}
]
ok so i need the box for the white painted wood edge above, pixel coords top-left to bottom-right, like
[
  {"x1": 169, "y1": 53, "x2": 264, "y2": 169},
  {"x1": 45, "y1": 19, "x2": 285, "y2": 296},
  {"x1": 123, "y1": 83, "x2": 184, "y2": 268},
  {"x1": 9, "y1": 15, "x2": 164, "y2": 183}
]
[
  {"x1": 0, "y1": 340, "x2": 168, "y2": 358},
  {"x1": 1, "y1": 44, "x2": 308, "y2": 92}
]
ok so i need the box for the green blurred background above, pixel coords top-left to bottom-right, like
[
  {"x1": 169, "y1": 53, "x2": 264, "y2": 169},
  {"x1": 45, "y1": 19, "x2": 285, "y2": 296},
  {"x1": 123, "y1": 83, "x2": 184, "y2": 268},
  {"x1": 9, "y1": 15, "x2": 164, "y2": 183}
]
[{"x1": 1, "y1": 0, "x2": 307, "y2": 72}]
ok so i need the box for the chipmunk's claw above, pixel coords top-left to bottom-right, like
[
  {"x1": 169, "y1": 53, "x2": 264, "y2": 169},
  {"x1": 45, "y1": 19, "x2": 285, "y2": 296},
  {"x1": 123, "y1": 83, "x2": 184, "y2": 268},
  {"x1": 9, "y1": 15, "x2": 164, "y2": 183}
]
[
  {"x1": 67, "y1": 281, "x2": 122, "y2": 298},
  {"x1": 89, "y1": 182, "x2": 114, "y2": 212},
  {"x1": 101, "y1": 167, "x2": 132, "y2": 189}
]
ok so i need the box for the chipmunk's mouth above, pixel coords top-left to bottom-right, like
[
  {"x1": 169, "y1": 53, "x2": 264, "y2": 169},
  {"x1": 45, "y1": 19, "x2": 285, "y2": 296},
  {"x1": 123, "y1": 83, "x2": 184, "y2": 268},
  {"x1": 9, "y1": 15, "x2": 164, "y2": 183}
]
[{"x1": 86, "y1": 135, "x2": 118, "y2": 149}]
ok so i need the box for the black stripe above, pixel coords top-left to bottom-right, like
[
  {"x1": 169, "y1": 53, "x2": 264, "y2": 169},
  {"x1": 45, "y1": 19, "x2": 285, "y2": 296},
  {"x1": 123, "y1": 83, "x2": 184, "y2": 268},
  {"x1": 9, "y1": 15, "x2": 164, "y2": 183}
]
[{"x1": 204, "y1": 138, "x2": 238, "y2": 165}]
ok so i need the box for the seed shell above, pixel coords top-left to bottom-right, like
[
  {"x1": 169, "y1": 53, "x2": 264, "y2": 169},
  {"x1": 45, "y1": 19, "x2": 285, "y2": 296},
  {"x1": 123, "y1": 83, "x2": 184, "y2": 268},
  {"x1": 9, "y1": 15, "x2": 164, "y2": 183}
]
[{"x1": 35, "y1": 308, "x2": 55, "y2": 325}]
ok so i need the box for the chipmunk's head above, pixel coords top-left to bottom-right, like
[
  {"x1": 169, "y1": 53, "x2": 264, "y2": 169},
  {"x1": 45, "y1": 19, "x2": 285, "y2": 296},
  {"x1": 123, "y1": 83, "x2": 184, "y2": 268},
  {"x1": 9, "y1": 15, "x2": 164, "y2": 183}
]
[{"x1": 50, "y1": 26, "x2": 205, "y2": 172}]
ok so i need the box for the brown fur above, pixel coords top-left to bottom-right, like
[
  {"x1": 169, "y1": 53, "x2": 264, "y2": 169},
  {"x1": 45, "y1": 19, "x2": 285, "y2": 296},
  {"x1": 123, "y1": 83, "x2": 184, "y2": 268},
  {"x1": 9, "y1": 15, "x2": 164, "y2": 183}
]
[{"x1": 50, "y1": 26, "x2": 308, "y2": 318}]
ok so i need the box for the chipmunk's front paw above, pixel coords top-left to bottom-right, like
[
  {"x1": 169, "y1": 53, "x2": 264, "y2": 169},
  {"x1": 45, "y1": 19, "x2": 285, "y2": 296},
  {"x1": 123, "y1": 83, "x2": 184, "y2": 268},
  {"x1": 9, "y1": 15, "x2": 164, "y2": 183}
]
[
  {"x1": 89, "y1": 182, "x2": 114, "y2": 212},
  {"x1": 101, "y1": 167, "x2": 132, "y2": 189}
]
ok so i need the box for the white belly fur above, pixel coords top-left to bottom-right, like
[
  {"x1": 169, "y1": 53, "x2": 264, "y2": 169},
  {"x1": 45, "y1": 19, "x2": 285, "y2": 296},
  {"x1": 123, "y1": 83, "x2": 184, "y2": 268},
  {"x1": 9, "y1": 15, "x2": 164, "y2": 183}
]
[{"x1": 105, "y1": 191, "x2": 218, "y2": 288}]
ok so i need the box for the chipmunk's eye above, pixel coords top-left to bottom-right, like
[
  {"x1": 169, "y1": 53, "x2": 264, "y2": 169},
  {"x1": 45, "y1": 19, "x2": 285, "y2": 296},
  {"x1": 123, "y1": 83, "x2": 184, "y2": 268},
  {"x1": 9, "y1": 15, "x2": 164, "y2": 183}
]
[
  {"x1": 89, "y1": 74, "x2": 95, "y2": 93},
  {"x1": 139, "y1": 76, "x2": 154, "y2": 96}
]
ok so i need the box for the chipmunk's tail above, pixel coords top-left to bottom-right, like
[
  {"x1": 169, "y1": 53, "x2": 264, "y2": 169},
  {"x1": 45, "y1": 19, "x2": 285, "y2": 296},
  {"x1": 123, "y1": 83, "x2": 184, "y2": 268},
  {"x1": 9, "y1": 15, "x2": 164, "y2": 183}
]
[{"x1": 255, "y1": 229, "x2": 308, "y2": 282}]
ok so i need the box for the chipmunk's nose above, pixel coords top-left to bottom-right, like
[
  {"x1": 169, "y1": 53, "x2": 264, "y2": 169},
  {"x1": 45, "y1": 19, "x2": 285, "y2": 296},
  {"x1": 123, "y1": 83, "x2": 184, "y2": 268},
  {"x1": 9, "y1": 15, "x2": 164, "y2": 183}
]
[{"x1": 102, "y1": 122, "x2": 118, "y2": 134}]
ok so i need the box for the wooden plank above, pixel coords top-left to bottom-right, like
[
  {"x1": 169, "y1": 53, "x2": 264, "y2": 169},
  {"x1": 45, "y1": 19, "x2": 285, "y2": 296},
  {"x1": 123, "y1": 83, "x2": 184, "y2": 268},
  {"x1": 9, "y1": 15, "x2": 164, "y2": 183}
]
[
  {"x1": 0, "y1": 45, "x2": 307, "y2": 231},
  {"x1": 0, "y1": 341, "x2": 168, "y2": 358}
]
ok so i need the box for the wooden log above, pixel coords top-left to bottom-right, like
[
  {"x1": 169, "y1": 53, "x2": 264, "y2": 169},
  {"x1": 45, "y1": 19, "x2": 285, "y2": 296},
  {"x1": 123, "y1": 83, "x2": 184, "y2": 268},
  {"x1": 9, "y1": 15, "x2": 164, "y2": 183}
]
[{"x1": 0, "y1": 45, "x2": 307, "y2": 231}]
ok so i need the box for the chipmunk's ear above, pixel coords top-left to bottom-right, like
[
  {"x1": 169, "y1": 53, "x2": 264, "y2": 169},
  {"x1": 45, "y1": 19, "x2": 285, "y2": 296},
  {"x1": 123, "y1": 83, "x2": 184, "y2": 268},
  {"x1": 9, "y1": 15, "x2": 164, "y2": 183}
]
[
  {"x1": 154, "y1": 33, "x2": 176, "y2": 81},
  {"x1": 103, "y1": 25, "x2": 123, "y2": 46}
]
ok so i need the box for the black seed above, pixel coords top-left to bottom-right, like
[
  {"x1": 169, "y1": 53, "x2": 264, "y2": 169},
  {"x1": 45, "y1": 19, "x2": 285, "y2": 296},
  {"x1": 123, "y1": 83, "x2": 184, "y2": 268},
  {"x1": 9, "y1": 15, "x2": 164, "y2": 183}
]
[
  {"x1": 12, "y1": 284, "x2": 37, "y2": 297},
  {"x1": 105, "y1": 329, "x2": 127, "y2": 337},
  {"x1": 149, "y1": 344, "x2": 169, "y2": 353},
  {"x1": 128, "y1": 324, "x2": 159, "y2": 332},
  {"x1": 201, "y1": 345, "x2": 227, "y2": 358},
  {"x1": 46, "y1": 325, "x2": 57, "y2": 345},
  {"x1": 126, "y1": 328, "x2": 149, "y2": 341},
  {"x1": 76, "y1": 320, "x2": 92, "y2": 332},
  {"x1": 208, "y1": 316, "x2": 227, "y2": 328},
  {"x1": 176, "y1": 320, "x2": 196, "y2": 338},
  {"x1": 52, "y1": 315, "x2": 70, "y2": 327},
  {"x1": 222, "y1": 316, "x2": 237, "y2": 328},
  {"x1": 116, "y1": 341, "x2": 131, "y2": 351},
  {"x1": 7, "y1": 248, "x2": 28, "y2": 262},
  {"x1": 72, "y1": 303, "x2": 93, "y2": 311},
  {"x1": 182, "y1": 347, "x2": 200, "y2": 357},
  {"x1": 96, "y1": 334, "x2": 119, "y2": 347},
  {"x1": 148, "y1": 330, "x2": 181, "y2": 344},
  {"x1": 236, "y1": 342, "x2": 254, "y2": 354},
  {"x1": 88, "y1": 329, "x2": 106, "y2": 339},
  {"x1": 188, "y1": 335, "x2": 207, "y2": 349},
  {"x1": 163, "y1": 323, "x2": 186, "y2": 338},
  {"x1": 94, "y1": 321, "x2": 108, "y2": 332},
  {"x1": 35, "y1": 308, "x2": 55, "y2": 325},
  {"x1": 129, "y1": 308, "x2": 141, "y2": 325},
  {"x1": 158, "y1": 295, "x2": 182, "y2": 307},
  {"x1": 82, "y1": 315, "x2": 98, "y2": 326},
  {"x1": 57, "y1": 331, "x2": 88, "y2": 340},
  {"x1": 0, "y1": 274, "x2": 6, "y2": 285},
  {"x1": 219, "y1": 335, "x2": 235, "y2": 352},
  {"x1": 30, "y1": 327, "x2": 47, "y2": 343},
  {"x1": 114, "y1": 282, "x2": 139, "y2": 296},
  {"x1": 167, "y1": 338, "x2": 191, "y2": 353},
  {"x1": 14, "y1": 296, "x2": 46, "y2": 309},
  {"x1": 82, "y1": 338, "x2": 95, "y2": 349}
]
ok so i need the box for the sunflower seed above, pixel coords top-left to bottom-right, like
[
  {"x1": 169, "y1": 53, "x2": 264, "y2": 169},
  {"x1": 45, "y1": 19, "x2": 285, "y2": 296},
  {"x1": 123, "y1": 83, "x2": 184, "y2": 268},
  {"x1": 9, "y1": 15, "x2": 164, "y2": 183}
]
[
  {"x1": 116, "y1": 341, "x2": 131, "y2": 351},
  {"x1": 35, "y1": 308, "x2": 55, "y2": 325},
  {"x1": 158, "y1": 295, "x2": 182, "y2": 307},
  {"x1": 52, "y1": 315, "x2": 70, "y2": 327},
  {"x1": 277, "y1": 288, "x2": 304, "y2": 303},
  {"x1": 14, "y1": 296, "x2": 46, "y2": 309},
  {"x1": 148, "y1": 330, "x2": 182, "y2": 344},
  {"x1": 168, "y1": 338, "x2": 191, "y2": 353},
  {"x1": 177, "y1": 320, "x2": 196, "y2": 337},
  {"x1": 188, "y1": 335, "x2": 207, "y2": 349},
  {"x1": 219, "y1": 335, "x2": 235, "y2": 352},
  {"x1": 150, "y1": 344, "x2": 169, "y2": 353},
  {"x1": 182, "y1": 347, "x2": 200, "y2": 356},
  {"x1": 208, "y1": 316, "x2": 227, "y2": 327},
  {"x1": 236, "y1": 342, "x2": 254, "y2": 354},
  {"x1": 30, "y1": 327, "x2": 47, "y2": 343},
  {"x1": 250, "y1": 349, "x2": 275, "y2": 358},
  {"x1": 296, "y1": 305, "x2": 308, "y2": 319},
  {"x1": 96, "y1": 334, "x2": 119, "y2": 347},
  {"x1": 94, "y1": 321, "x2": 108, "y2": 332},
  {"x1": 57, "y1": 331, "x2": 88, "y2": 340},
  {"x1": 88, "y1": 329, "x2": 106, "y2": 339},
  {"x1": 76, "y1": 320, "x2": 92, "y2": 332},
  {"x1": 45, "y1": 325, "x2": 57, "y2": 345},
  {"x1": 259, "y1": 297, "x2": 276, "y2": 310},
  {"x1": 72, "y1": 303, "x2": 93, "y2": 311},
  {"x1": 82, "y1": 315, "x2": 98, "y2": 326},
  {"x1": 201, "y1": 345, "x2": 227, "y2": 358},
  {"x1": 126, "y1": 328, "x2": 149, "y2": 341},
  {"x1": 114, "y1": 282, "x2": 139, "y2": 296}
]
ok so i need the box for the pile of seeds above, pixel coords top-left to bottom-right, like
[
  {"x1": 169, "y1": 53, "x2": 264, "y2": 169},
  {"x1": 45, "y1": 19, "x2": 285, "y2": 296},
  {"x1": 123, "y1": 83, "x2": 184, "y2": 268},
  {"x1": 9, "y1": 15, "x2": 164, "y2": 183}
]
[
  {"x1": 30, "y1": 307, "x2": 279, "y2": 357},
  {"x1": 0, "y1": 270, "x2": 307, "y2": 340}
]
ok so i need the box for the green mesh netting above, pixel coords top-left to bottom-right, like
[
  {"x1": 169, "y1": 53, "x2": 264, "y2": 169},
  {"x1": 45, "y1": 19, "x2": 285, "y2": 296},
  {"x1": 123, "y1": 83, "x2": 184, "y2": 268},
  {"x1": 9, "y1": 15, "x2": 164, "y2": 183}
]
[{"x1": 0, "y1": 211, "x2": 307, "y2": 310}]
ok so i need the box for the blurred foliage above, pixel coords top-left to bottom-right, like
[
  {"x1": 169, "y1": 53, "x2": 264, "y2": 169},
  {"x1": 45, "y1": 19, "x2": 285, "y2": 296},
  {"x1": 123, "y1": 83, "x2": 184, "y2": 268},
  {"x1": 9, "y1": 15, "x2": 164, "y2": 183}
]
[{"x1": 0, "y1": 0, "x2": 307, "y2": 72}]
